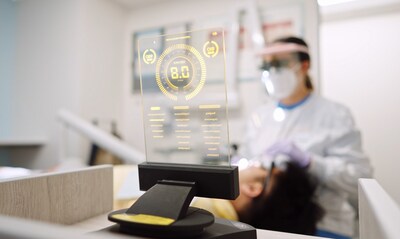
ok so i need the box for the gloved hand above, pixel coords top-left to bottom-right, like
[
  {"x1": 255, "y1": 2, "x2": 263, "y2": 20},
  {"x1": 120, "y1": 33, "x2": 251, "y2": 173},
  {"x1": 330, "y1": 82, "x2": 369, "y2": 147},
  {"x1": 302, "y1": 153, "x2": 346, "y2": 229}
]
[{"x1": 266, "y1": 140, "x2": 311, "y2": 168}]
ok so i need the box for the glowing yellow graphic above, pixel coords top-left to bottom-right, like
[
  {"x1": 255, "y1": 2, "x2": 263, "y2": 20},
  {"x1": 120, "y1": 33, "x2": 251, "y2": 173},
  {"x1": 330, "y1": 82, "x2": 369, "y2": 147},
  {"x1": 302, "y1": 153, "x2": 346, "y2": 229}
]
[
  {"x1": 164, "y1": 56, "x2": 195, "y2": 91},
  {"x1": 138, "y1": 28, "x2": 230, "y2": 165},
  {"x1": 174, "y1": 112, "x2": 190, "y2": 116},
  {"x1": 207, "y1": 154, "x2": 220, "y2": 157},
  {"x1": 199, "y1": 104, "x2": 221, "y2": 109},
  {"x1": 155, "y1": 44, "x2": 206, "y2": 101},
  {"x1": 166, "y1": 35, "x2": 191, "y2": 41},
  {"x1": 203, "y1": 41, "x2": 219, "y2": 58},
  {"x1": 174, "y1": 106, "x2": 189, "y2": 110},
  {"x1": 111, "y1": 213, "x2": 174, "y2": 226},
  {"x1": 143, "y1": 49, "x2": 157, "y2": 64},
  {"x1": 150, "y1": 107, "x2": 160, "y2": 111}
]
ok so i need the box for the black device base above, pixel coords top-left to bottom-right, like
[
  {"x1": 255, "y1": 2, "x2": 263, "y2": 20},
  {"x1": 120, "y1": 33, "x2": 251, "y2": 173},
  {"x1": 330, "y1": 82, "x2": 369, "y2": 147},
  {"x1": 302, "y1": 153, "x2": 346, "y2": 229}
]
[
  {"x1": 109, "y1": 207, "x2": 215, "y2": 238},
  {"x1": 138, "y1": 163, "x2": 239, "y2": 200},
  {"x1": 102, "y1": 217, "x2": 257, "y2": 239}
]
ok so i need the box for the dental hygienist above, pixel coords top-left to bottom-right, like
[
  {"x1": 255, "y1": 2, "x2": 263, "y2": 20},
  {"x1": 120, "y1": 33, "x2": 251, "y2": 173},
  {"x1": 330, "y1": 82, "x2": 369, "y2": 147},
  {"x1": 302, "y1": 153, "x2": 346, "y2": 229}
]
[{"x1": 240, "y1": 37, "x2": 372, "y2": 239}]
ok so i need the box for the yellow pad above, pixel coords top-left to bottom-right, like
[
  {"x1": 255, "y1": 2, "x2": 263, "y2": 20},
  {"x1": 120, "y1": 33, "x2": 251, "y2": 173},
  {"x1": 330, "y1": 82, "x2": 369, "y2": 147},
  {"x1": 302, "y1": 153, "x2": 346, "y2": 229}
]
[{"x1": 111, "y1": 213, "x2": 175, "y2": 226}]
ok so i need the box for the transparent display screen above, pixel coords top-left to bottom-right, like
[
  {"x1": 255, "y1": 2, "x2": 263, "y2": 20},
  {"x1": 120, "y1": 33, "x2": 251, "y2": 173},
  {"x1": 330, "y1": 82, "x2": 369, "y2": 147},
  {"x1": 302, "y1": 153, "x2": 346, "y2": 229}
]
[{"x1": 138, "y1": 28, "x2": 230, "y2": 167}]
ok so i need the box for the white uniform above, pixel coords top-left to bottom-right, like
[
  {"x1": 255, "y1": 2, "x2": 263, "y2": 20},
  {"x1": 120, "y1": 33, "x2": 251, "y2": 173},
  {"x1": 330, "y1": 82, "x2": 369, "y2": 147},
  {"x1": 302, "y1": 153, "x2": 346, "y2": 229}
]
[{"x1": 241, "y1": 93, "x2": 372, "y2": 237}]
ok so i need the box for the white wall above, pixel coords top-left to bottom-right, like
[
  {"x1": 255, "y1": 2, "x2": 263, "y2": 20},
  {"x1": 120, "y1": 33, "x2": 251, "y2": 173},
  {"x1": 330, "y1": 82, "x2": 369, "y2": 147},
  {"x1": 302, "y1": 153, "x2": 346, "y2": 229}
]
[
  {"x1": 320, "y1": 9, "x2": 400, "y2": 204},
  {"x1": 80, "y1": 0, "x2": 125, "y2": 127},
  {"x1": 10, "y1": 0, "x2": 82, "y2": 168},
  {"x1": 9, "y1": 0, "x2": 127, "y2": 169},
  {"x1": 0, "y1": 0, "x2": 15, "y2": 138},
  {"x1": 78, "y1": 0, "x2": 127, "y2": 160},
  {"x1": 0, "y1": 0, "x2": 16, "y2": 164}
]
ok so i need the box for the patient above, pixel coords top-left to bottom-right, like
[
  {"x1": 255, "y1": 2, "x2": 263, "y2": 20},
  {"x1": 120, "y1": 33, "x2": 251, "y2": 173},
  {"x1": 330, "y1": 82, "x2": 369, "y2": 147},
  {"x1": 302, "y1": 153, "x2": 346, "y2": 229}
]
[{"x1": 193, "y1": 161, "x2": 324, "y2": 235}]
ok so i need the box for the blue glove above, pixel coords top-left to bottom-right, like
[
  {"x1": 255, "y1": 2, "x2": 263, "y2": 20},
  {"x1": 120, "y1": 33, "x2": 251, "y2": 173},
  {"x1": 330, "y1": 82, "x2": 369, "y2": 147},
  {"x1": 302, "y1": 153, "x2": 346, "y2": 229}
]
[{"x1": 266, "y1": 140, "x2": 311, "y2": 168}]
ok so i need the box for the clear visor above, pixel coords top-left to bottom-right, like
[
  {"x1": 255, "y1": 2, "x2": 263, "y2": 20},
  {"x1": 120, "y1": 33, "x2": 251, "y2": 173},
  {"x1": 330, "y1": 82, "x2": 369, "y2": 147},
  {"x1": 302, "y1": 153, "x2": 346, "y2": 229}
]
[
  {"x1": 260, "y1": 53, "x2": 300, "y2": 72},
  {"x1": 258, "y1": 42, "x2": 309, "y2": 56}
]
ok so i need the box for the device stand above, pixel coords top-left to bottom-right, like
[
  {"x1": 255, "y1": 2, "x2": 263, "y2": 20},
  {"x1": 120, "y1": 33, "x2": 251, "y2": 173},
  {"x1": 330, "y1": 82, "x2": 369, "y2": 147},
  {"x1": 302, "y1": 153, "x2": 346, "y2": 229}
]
[
  {"x1": 126, "y1": 180, "x2": 196, "y2": 220},
  {"x1": 107, "y1": 179, "x2": 257, "y2": 239},
  {"x1": 108, "y1": 180, "x2": 215, "y2": 238}
]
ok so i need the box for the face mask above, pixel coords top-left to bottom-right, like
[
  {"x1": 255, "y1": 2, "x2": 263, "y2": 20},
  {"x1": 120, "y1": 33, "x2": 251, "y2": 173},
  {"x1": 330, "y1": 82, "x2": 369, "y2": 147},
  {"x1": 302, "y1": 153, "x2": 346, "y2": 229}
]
[{"x1": 261, "y1": 67, "x2": 298, "y2": 101}]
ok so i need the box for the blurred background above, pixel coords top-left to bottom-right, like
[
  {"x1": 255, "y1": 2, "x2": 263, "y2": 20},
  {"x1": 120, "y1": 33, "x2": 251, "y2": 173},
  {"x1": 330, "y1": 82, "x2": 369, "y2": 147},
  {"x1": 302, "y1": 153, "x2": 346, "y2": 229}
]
[{"x1": 1, "y1": 0, "x2": 400, "y2": 206}]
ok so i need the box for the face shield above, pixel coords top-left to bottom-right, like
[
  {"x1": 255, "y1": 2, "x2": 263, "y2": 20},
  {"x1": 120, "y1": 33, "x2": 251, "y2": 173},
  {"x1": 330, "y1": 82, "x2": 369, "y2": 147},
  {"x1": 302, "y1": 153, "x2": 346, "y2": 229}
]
[
  {"x1": 260, "y1": 57, "x2": 300, "y2": 100},
  {"x1": 258, "y1": 43, "x2": 309, "y2": 101}
]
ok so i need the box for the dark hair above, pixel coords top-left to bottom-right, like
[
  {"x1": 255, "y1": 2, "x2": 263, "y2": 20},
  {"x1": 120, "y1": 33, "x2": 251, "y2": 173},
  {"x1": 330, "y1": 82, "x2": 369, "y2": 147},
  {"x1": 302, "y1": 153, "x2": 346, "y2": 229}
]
[
  {"x1": 245, "y1": 162, "x2": 324, "y2": 235},
  {"x1": 275, "y1": 36, "x2": 313, "y2": 90}
]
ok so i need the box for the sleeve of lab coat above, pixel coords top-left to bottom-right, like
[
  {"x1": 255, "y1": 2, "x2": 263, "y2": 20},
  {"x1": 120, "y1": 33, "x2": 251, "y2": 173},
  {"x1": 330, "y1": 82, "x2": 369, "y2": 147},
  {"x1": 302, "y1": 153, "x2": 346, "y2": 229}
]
[{"x1": 308, "y1": 105, "x2": 373, "y2": 198}]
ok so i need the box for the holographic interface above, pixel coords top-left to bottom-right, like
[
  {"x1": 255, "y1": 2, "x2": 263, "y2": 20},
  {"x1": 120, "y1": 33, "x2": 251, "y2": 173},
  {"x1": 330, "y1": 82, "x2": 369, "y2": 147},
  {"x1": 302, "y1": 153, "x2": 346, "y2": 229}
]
[{"x1": 138, "y1": 28, "x2": 230, "y2": 166}]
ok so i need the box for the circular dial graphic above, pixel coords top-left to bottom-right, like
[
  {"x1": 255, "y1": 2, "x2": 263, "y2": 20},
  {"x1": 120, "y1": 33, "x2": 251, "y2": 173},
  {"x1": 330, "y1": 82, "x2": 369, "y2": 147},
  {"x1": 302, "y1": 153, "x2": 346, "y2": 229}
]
[{"x1": 155, "y1": 44, "x2": 206, "y2": 101}]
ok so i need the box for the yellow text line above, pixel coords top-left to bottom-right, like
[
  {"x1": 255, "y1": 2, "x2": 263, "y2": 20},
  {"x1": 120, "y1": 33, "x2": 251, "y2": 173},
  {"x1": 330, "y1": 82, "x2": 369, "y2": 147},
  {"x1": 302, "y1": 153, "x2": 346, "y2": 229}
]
[
  {"x1": 150, "y1": 119, "x2": 165, "y2": 122},
  {"x1": 174, "y1": 106, "x2": 189, "y2": 110},
  {"x1": 176, "y1": 119, "x2": 190, "y2": 122},
  {"x1": 207, "y1": 154, "x2": 220, "y2": 157},
  {"x1": 174, "y1": 113, "x2": 190, "y2": 116},
  {"x1": 199, "y1": 104, "x2": 221, "y2": 109},
  {"x1": 166, "y1": 35, "x2": 191, "y2": 41},
  {"x1": 175, "y1": 130, "x2": 191, "y2": 133},
  {"x1": 204, "y1": 118, "x2": 218, "y2": 121}
]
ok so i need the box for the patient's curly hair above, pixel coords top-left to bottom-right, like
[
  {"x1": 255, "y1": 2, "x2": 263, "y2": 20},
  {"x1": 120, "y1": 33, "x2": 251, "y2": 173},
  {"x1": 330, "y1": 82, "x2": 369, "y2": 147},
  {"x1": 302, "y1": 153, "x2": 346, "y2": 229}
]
[{"x1": 245, "y1": 162, "x2": 324, "y2": 235}]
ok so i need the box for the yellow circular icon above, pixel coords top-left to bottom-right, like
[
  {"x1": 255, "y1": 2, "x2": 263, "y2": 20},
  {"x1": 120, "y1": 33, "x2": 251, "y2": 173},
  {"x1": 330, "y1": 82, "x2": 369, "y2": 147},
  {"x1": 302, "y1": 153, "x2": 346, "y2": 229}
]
[
  {"x1": 155, "y1": 44, "x2": 206, "y2": 101},
  {"x1": 203, "y1": 41, "x2": 219, "y2": 58},
  {"x1": 143, "y1": 49, "x2": 157, "y2": 64}
]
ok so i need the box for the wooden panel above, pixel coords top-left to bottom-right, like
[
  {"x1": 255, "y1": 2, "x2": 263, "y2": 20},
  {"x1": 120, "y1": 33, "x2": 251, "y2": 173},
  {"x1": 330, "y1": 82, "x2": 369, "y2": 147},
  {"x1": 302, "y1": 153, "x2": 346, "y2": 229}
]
[{"x1": 0, "y1": 165, "x2": 113, "y2": 225}]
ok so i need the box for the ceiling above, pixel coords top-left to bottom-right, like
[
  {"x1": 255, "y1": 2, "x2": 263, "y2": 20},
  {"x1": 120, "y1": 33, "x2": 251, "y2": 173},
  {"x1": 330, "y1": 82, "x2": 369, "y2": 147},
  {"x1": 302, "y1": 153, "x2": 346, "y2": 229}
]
[
  {"x1": 111, "y1": 0, "x2": 400, "y2": 17},
  {"x1": 320, "y1": 0, "x2": 400, "y2": 21},
  {"x1": 111, "y1": 0, "x2": 166, "y2": 9}
]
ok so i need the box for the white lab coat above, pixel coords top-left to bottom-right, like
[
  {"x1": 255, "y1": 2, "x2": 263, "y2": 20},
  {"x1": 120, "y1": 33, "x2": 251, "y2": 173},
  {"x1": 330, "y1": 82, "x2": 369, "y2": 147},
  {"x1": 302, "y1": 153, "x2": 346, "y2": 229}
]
[{"x1": 241, "y1": 93, "x2": 372, "y2": 237}]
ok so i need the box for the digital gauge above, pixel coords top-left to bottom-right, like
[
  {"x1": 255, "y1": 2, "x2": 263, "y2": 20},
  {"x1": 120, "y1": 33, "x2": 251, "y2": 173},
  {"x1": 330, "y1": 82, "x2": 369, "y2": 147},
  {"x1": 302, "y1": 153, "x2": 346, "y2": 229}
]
[{"x1": 155, "y1": 44, "x2": 206, "y2": 101}]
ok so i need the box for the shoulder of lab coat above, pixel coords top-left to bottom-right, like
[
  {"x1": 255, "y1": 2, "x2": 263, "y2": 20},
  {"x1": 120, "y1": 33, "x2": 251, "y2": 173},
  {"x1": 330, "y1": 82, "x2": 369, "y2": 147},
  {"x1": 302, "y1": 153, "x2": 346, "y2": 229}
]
[{"x1": 307, "y1": 95, "x2": 373, "y2": 197}]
